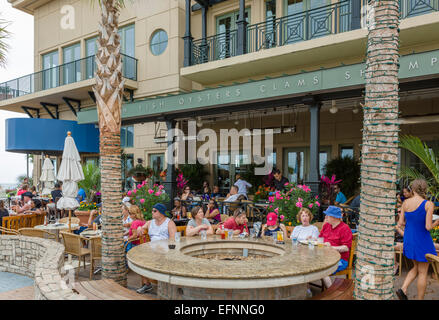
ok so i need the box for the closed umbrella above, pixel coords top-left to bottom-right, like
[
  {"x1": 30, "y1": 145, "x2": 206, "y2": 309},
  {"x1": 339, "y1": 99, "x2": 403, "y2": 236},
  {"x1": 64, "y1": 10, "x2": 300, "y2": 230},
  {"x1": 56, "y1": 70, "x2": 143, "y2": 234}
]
[
  {"x1": 40, "y1": 156, "x2": 56, "y2": 195},
  {"x1": 56, "y1": 131, "x2": 84, "y2": 232}
]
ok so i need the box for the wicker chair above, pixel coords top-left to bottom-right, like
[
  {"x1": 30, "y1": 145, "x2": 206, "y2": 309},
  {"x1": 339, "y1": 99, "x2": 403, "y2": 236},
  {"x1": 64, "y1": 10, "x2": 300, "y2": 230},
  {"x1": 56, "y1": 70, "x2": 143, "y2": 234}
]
[
  {"x1": 18, "y1": 228, "x2": 56, "y2": 240},
  {"x1": 60, "y1": 231, "x2": 90, "y2": 276},
  {"x1": 59, "y1": 217, "x2": 80, "y2": 225},
  {"x1": 335, "y1": 233, "x2": 358, "y2": 279},
  {"x1": 176, "y1": 225, "x2": 186, "y2": 236},
  {"x1": 0, "y1": 226, "x2": 19, "y2": 235},
  {"x1": 89, "y1": 236, "x2": 102, "y2": 280},
  {"x1": 426, "y1": 253, "x2": 439, "y2": 283}
]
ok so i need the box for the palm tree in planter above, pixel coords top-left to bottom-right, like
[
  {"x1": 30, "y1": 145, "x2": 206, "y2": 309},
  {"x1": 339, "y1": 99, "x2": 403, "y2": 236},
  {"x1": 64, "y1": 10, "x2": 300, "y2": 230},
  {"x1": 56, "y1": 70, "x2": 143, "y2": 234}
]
[
  {"x1": 93, "y1": 0, "x2": 128, "y2": 286},
  {"x1": 354, "y1": 0, "x2": 400, "y2": 300}
]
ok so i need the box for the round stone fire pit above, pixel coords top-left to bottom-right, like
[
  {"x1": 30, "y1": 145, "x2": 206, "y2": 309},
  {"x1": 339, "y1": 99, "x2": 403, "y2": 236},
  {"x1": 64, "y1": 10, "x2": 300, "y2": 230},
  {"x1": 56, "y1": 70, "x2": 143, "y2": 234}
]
[{"x1": 127, "y1": 236, "x2": 340, "y2": 300}]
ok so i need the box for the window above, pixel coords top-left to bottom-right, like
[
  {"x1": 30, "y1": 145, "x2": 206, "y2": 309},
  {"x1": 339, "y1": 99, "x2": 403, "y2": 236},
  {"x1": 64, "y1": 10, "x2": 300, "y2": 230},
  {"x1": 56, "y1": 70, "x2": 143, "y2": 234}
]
[
  {"x1": 216, "y1": 9, "x2": 250, "y2": 59},
  {"x1": 150, "y1": 30, "x2": 168, "y2": 56},
  {"x1": 85, "y1": 37, "x2": 98, "y2": 79},
  {"x1": 149, "y1": 153, "x2": 165, "y2": 174},
  {"x1": 42, "y1": 50, "x2": 59, "y2": 89},
  {"x1": 118, "y1": 24, "x2": 135, "y2": 79},
  {"x1": 121, "y1": 125, "x2": 134, "y2": 148},
  {"x1": 122, "y1": 153, "x2": 134, "y2": 190},
  {"x1": 340, "y1": 146, "x2": 354, "y2": 158},
  {"x1": 63, "y1": 43, "x2": 81, "y2": 84}
]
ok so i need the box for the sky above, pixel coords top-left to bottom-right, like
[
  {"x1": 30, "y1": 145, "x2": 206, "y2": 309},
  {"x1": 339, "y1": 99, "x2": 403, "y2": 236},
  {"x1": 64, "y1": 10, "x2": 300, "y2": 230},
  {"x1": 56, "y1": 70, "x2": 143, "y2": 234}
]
[{"x1": 0, "y1": 0, "x2": 34, "y2": 184}]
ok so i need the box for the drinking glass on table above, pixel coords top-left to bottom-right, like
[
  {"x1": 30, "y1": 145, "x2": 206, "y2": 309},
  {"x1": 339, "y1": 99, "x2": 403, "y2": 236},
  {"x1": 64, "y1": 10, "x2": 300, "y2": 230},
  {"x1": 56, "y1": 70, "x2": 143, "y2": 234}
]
[
  {"x1": 175, "y1": 231, "x2": 181, "y2": 243},
  {"x1": 317, "y1": 237, "x2": 324, "y2": 247},
  {"x1": 291, "y1": 236, "x2": 298, "y2": 246},
  {"x1": 200, "y1": 230, "x2": 207, "y2": 241}
]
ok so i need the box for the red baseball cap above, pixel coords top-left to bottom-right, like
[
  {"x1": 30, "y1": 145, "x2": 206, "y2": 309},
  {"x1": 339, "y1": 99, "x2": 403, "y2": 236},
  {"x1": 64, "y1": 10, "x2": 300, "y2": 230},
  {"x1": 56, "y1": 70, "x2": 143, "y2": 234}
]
[{"x1": 266, "y1": 212, "x2": 278, "y2": 226}]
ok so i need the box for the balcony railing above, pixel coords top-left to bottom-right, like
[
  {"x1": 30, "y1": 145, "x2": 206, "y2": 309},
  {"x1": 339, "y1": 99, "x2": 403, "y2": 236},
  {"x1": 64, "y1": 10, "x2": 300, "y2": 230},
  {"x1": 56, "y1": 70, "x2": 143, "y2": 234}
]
[
  {"x1": 189, "y1": 0, "x2": 439, "y2": 66},
  {"x1": 0, "y1": 54, "x2": 138, "y2": 102}
]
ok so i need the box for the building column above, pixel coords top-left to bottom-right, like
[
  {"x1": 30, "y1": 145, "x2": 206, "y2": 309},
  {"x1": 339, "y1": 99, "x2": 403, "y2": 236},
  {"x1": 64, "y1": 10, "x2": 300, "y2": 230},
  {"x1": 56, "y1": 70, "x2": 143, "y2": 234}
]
[
  {"x1": 164, "y1": 119, "x2": 177, "y2": 211},
  {"x1": 183, "y1": 0, "x2": 193, "y2": 67},
  {"x1": 236, "y1": 0, "x2": 248, "y2": 55},
  {"x1": 201, "y1": 5, "x2": 208, "y2": 63},
  {"x1": 351, "y1": 0, "x2": 362, "y2": 30},
  {"x1": 305, "y1": 97, "x2": 322, "y2": 196}
]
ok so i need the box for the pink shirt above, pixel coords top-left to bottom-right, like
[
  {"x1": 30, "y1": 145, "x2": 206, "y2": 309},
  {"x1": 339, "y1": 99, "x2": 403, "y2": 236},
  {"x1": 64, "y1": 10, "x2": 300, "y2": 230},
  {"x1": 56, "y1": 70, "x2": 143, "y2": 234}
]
[{"x1": 129, "y1": 220, "x2": 146, "y2": 245}]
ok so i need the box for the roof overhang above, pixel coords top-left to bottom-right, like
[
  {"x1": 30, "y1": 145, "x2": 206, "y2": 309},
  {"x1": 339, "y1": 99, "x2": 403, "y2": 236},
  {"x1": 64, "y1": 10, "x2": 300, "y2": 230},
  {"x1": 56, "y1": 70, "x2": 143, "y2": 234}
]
[{"x1": 7, "y1": 0, "x2": 52, "y2": 15}]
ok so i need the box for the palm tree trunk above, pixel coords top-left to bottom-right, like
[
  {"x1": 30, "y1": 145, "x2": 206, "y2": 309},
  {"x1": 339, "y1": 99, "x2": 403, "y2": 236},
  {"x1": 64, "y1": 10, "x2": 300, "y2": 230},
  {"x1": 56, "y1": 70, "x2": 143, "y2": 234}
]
[
  {"x1": 93, "y1": 0, "x2": 126, "y2": 286},
  {"x1": 354, "y1": 0, "x2": 400, "y2": 300}
]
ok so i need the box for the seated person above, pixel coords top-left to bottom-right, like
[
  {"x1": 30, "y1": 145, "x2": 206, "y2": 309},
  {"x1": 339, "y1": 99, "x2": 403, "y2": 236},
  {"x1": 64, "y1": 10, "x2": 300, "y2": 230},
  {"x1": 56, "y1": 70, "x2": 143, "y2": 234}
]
[
  {"x1": 201, "y1": 181, "x2": 211, "y2": 201},
  {"x1": 216, "y1": 208, "x2": 249, "y2": 236},
  {"x1": 0, "y1": 200, "x2": 9, "y2": 225},
  {"x1": 333, "y1": 184, "x2": 347, "y2": 205},
  {"x1": 171, "y1": 198, "x2": 187, "y2": 220},
  {"x1": 234, "y1": 174, "x2": 252, "y2": 199},
  {"x1": 17, "y1": 184, "x2": 28, "y2": 197},
  {"x1": 186, "y1": 206, "x2": 213, "y2": 237},
  {"x1": 51, "y1": 183, "x2": 63, "y2": 203},
  {"x1": 135, "y1": 203, "x2": 176, "y2": 294},
  {"x1": 122, "y1": 204, "x2": 132, "y2": 241},
  {"x1": 211, "y1": 185, "x2": 223, "y2": 199},
  {"x1": 319, "y1": 206, "x2": 353, "y2": 288},
  {"x1": 75, "y1": 208, "x2": 103, "y2": 234},
  {"x1": 290, "y1": 208, "x2": 320, "y2": 241},
  {"x1": 29, "y1": 199, "x2": 43, "y2": 214},
  {"x1": 272, "y1": 169, "x2": 289, "y2": 192},
  {"x1": 126, "y1": 205, "x2": 146, "y2": 250},
  {"x1": 180, "y1": 185, "x2": 194, "y2": 210},
  {"x1": 204, "y1": 199, "x2": 221, "y2": 224},
  {"x1": 30, "y1": 186, "x2": 38, "y2": 196},
  {"x1": 13, "y1": 192, "x2": 33, "y2": 214},
  {"x1": 261, "y1": 212, "x2": 288, "y2": 240},
  {"x1": 224, "y1": 186, "x2": 241, "y2": 202},
  {"x1": 76, "y1": 187, "x2": 87, "y2": 203}
]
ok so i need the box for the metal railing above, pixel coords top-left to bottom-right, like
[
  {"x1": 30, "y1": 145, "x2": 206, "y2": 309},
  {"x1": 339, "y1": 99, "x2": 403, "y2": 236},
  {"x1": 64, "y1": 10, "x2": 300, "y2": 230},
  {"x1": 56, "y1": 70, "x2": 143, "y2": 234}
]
[
  {"x1": 192, "y1": 29, "x2": 238, "y2": 65},
  {"x1": 247, "y1": 1, "x2": 352, "y2": 53},
  {"x1": 189, "y1": 0, "x2": 439, "y2": 66},
  {"x1": 0, "y1": 54, "x2": 138, "y2": 102},
  {"x1": 399, "y1": 0, "x2": 439, "y2": 18}
]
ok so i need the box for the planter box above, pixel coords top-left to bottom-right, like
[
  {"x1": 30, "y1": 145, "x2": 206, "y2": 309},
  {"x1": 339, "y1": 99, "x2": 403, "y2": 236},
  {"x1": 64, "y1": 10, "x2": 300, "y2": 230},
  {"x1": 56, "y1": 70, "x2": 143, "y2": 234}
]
[{"x1": 74, "y1": 210, "x2": 96, "y2": 225}]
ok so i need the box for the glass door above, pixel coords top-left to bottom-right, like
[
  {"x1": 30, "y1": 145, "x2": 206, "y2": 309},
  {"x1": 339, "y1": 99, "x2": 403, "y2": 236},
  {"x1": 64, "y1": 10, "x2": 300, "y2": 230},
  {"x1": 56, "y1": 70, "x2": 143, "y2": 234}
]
[
  {"x1": 42, "y1": 50, "x2": 59, "y2": 90},
  {"x1": 216, "y1": 9, "x2": 250, "y2": 60},
  {"x1": 264, "y1": 0, "x2": 277, "y2": 48},
  {"x1": 63, "y1": 43, "x2": 81, "y2": 85},
  {"x1": 118, "y1": 24, "x2": 135, "y2": 79},
  {"x1": 284, "y1": 147, "x2": 306, "y2": 184},
  {"x1": 85, "y1": 37, "x2": 97, "y2": 79}
]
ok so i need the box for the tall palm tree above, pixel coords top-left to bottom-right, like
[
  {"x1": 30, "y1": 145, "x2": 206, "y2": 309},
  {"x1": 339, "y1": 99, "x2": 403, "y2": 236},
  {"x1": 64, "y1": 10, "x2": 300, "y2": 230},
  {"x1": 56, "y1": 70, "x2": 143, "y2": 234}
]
[
  {"x1": 93, "y1": 0, "x2": 127, "y2": 286},
  {"x1": 0, "y1": 18, "x2": 10, "y2": 68},
  {"x1": 354, "y1": 0, "x2": 400, "y2": 300}
]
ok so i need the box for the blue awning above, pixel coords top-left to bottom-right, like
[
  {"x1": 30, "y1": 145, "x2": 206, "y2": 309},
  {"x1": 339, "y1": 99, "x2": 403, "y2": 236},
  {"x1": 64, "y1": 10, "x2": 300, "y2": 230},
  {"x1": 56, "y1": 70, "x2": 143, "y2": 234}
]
[{"x1": 5, "y1": 118, "x2": 99, "y2": 155}]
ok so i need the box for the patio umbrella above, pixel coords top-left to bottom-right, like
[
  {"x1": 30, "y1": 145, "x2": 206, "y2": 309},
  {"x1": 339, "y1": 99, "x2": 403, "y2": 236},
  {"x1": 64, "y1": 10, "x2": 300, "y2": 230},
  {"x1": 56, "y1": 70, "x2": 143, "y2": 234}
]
[
  {"x1": 56, "y1": 132, "x2": 84, "y2": 232},
  {"x1": 40, "y1": 156, "x2": 55, "y2": 195}
]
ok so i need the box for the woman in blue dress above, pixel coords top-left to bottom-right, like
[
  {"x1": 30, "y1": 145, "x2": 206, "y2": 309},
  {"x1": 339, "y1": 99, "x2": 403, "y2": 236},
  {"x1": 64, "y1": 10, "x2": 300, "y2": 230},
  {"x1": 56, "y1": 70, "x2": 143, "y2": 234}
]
[{"x1": 396, "y1": 179, "x2": 439, "y2": 300}]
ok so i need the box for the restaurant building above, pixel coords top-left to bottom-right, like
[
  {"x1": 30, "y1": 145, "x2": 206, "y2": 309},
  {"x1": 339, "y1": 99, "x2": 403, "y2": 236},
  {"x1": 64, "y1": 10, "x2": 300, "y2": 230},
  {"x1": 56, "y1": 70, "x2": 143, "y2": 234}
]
[{"x1": 2, "y1": 0, "x2": 439, "y2": 196}]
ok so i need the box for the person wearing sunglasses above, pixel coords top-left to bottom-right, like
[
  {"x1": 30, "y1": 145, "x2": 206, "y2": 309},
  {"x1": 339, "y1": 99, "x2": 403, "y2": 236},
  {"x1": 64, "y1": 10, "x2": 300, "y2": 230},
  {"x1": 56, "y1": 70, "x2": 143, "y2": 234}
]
[{"x1": 135, "y1": 203, "x2": 177, "y2": 294}]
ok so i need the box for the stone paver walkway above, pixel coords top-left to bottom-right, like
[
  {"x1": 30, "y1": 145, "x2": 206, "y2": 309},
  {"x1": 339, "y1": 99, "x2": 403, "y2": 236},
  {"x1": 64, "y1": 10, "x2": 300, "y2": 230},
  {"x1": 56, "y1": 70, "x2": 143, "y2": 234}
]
[{"x1": 0, "y1": 286, "x2": 34, "y2": 300}]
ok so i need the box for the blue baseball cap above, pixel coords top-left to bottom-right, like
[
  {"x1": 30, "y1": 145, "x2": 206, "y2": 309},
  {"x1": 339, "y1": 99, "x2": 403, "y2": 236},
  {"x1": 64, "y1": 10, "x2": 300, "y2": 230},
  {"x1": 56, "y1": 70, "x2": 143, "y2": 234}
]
[
  {"x1": 153, "y1": 203, "x2": 167, "y2": 216},
  {"x1": 323, "y1": 206, "x2": 343, "y2": 219}
]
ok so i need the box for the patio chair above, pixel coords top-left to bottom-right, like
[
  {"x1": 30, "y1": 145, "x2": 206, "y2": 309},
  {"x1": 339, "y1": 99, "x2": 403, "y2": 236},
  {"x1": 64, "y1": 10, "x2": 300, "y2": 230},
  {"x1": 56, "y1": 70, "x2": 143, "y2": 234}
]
[
  {"x1": 220, "y1": 214, "x2": 229, "y2": 223},
  {"x1": 285, "y1": 226, "x2": 295, "y2": 238},
  {"x1": 60, "y1": 231, "x2": 90, "y2": 276},
  {"x1": 89, "y1": 236, "x2": 102, "y2": 280},
  {"x1": 18, "y1": 228, "x2": 56, "y2": 240},
  {"x1": 0, "y1": 226, "x2": 19, "y2": 235},
  {"x1": 394, "y1": 244, "x2": 404, "y2": 276},
  {"x1": 176, "y1": 226, "x2": 186, "y2": 236},
  {"x1": 313, "y1": 222, "x2": 324, "y2": 232},
  {"x1": 335, "y1": 233, "x2": 358, "y2": 279},
  {"x1": 426, "y1": 253, "x2": 439, "y2": 283},
  {"x1": 59, "y1": 217, "x2": 80, "y2": 225}
]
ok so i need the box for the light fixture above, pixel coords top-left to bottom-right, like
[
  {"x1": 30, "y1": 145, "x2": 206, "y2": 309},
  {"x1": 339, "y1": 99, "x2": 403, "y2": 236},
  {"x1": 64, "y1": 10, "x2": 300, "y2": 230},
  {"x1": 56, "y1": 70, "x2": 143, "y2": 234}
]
[
  {"x1": 196, "y1": 116, "x2": 203, "y2": 128},
  {"x1": 352, "y1": 101, "x2": 360, "y2": 114},
  {"x1": 329, "y1": 100, "x2": 338, "y2": 114}
]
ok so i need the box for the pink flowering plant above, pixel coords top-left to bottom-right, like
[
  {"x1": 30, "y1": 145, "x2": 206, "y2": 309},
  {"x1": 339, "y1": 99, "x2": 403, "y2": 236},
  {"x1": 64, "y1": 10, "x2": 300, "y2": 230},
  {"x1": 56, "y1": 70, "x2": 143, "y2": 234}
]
[
  {"x1": 267, "y1": 183, "x2": 320, "y2": 226},
  {"x1": 128, "y1": 180, "x2": 170, "y2": 220},
  {"x1": 320, "y1": 174, "x2": 342, "y2": 204}
]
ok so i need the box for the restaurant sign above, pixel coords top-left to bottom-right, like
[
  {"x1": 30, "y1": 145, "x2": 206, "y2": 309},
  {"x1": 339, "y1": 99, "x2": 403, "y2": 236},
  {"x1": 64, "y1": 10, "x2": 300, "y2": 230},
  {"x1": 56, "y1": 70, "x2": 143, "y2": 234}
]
[{"x1": 77, "y1": 49, "x2": 439, "y2": 124}]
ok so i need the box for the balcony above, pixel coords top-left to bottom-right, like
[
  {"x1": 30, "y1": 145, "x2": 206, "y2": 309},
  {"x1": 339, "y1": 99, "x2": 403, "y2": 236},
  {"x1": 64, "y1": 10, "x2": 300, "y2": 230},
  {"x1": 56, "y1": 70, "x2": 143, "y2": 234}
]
[
  {"x1": 0, "y1": 54, "x2": 138, "y2": 114},
  {"x1": 0, "y1": 54, "x2": 137, "y2": 102}
]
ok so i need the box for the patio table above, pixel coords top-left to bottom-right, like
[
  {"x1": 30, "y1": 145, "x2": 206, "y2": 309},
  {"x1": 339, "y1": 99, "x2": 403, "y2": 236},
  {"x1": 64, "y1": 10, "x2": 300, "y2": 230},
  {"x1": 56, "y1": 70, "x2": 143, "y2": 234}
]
[{"x1": 34, "y1": 223, "x2": 79, "y2": 242}]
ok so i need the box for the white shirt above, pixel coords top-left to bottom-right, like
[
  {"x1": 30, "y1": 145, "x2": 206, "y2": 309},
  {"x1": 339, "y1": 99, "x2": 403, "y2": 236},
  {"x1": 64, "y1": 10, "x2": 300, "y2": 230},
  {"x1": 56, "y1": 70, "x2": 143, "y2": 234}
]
[
  {"x1": 225, "y1": 194, "x2": 240, "y2": 202},
  {"x1": 291, "y1": 225, "x2": 319, "y2": 241},
  {"x1": 234, "y1": 179, "x2": 252, "y2": 196},
  {"x1": 148, "y1": 218, "x2": 170, "y2": 242},
  {"x1": 123, "y1": 216, "x2": 133, "y2": 240}
]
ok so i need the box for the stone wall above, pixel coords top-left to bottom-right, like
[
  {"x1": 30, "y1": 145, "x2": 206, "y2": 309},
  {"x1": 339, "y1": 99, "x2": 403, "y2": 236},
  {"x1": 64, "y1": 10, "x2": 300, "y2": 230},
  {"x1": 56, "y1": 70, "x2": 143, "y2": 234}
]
[{"x1": 0, "y1": 235, "x2": 86, "y2": 300}]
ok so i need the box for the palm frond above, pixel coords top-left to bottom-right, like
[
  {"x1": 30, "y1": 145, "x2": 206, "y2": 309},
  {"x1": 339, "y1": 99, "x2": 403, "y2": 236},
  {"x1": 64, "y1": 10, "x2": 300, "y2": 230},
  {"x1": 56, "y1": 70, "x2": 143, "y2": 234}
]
[
  {"x1": 399, "y1": 135, "x2": 439, "y2": 187},
  {"x1": 398, "y1": 166, "x2": 428, "y2": 183},
  {"x1": 0, "y1": 18, "x2": 11, "y2": 68}
]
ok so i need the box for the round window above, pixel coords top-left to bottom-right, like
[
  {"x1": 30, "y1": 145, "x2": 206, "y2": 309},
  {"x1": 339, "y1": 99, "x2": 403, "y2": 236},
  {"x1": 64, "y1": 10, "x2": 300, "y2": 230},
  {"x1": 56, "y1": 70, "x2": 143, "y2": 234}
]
[{"x1": 150, "y1": 29, "x2": 168, "y2": 56}]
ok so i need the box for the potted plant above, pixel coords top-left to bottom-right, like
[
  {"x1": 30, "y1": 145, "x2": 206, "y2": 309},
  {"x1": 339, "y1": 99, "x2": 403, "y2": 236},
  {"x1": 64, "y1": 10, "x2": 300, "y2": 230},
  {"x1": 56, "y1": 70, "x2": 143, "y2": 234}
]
[
  {"x1": 127, "y1": 159, "x2": 153, "y2": 183},
  {"x1": 267, "y1": 183, "x2": 320, "y2": 226},
  {"x1": 128, "y1": 181, "x2": 170, "y2": 220},
  {"x1": 320, "y1": 174, "x2": 342, "y2": 205},
  {"x1": 74, "y1": 201, "x2": 99, "y2": 225},
  {"x1": 253, "y1": 185, "x2": 274, "y2": 202}
]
